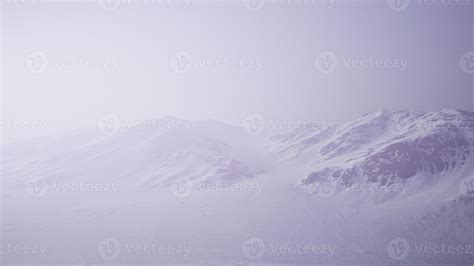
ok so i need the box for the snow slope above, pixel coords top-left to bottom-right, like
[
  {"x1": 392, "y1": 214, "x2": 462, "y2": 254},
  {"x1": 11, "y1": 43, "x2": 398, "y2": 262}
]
[
  {"x1": 1, "y1": 117, "x2": 264, "y2": 192},
  {"x1": 296, "y1": 109, "x2": 474, "y2": 202},
  {"x1": 1, "y1": 110, "x2": 473, "y2": 264}
]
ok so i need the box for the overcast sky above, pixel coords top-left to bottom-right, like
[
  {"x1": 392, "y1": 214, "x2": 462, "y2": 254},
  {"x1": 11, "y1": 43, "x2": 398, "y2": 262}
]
[{"x1": 1, "y1": 0, "x2": 473, "y2": 142}]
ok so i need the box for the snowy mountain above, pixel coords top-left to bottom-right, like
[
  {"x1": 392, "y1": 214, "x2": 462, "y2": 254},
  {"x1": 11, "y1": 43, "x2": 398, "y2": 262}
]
[
  {"x1": 1, "y1": 109, "x2": 473, "y2": 264},
  {"x1": 3, "y1": 109, "x2": 473, "y2": 199},
  {"x1": 265, "y1": 121, "x2": 337, "y2": 159},
  {"x1": 0, "y1": 117, "x2": 263, "y2": 192},
  {"x1": 295, "y1": 109, "x2": 474, "y2": 201}
]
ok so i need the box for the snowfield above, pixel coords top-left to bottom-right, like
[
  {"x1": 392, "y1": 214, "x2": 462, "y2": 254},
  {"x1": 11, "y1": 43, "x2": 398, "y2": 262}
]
[{"x1": 1, "y1": 110, "x2": 473, "y2": 264}]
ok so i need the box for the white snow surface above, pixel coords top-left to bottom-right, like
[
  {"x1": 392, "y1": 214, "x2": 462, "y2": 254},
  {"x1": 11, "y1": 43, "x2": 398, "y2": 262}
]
[{"x1": 1, "y1": 111, "x2": 473, "y2": 264}]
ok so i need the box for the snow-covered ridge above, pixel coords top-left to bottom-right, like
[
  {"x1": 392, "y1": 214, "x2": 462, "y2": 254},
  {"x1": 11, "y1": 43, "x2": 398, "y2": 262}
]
[
  {"x1": 2, "y1": 109, "x2": 473, "y2": 200},
  {"x1": 0, "y1": 117, "x2": 263, "y2": 190},
  {"x1": 295, "y1": 109, "x2": 474, "y2": 199}
]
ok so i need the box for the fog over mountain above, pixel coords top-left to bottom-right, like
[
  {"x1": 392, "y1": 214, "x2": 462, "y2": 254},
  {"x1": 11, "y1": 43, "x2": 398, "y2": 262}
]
[
  {"x1": 2, "y1": 1, "x2": 473, "y2": 264},
  {"x1": 1, "y1": 109, "x2": 473, "y2": 264}
]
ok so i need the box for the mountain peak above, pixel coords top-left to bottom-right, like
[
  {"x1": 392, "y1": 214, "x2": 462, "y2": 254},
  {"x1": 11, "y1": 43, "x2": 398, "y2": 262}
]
[
  {"x1": 362, "y1": 109, "x2": 425, "y2": 119},
  {"x1": 435, "y1": 108, "x2": 474, "y2": 117}
]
